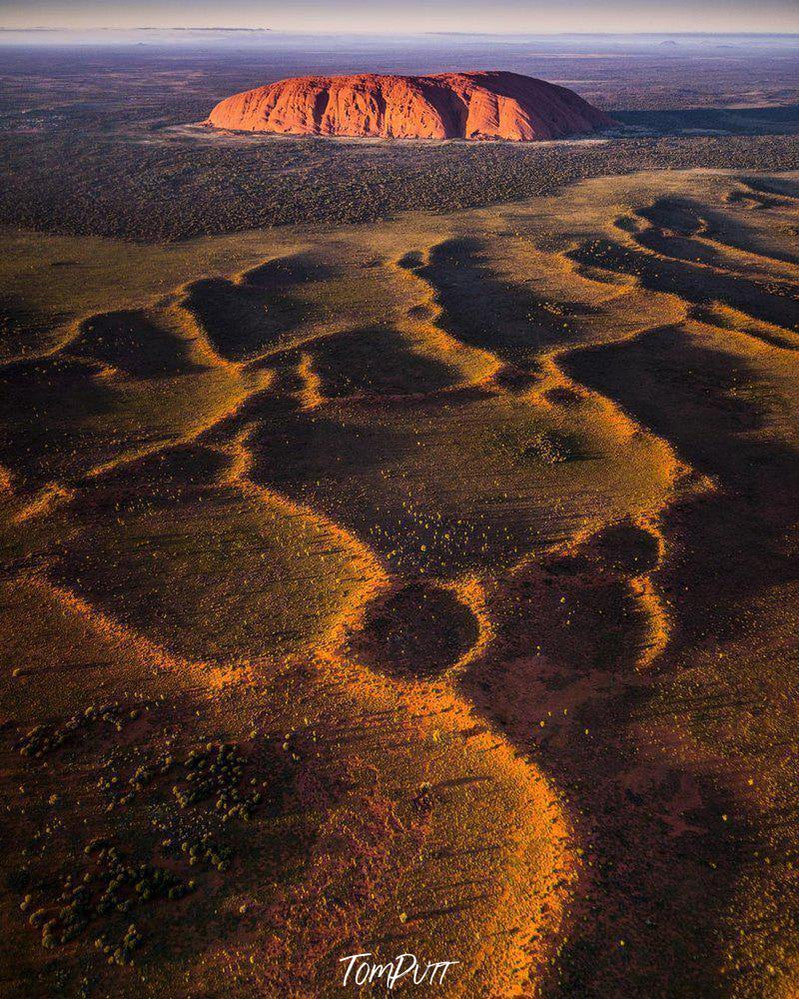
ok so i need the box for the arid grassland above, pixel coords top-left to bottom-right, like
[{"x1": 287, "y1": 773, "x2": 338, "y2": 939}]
[{"x1": 2, "y1": 167, "x2": 799, "y2": 997}]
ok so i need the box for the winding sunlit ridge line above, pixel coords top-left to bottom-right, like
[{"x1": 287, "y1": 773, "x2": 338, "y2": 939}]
[
  {"x1": 319, "y1": 583, "x2": 577, "y2": 999},
  {"x1": 391, "y1": 242, "x2": 505, "y2": 384},
  {"x1": 0, "y1": 277, "x2": 247, "y2": 375},
  {"x1": 678, "y1": 229, "x2": 799, "y2": 283},
  {"x1": 173, "y1": 246, "x2": 346, "y2": 370},
  {"x1": 20, "y1": 572, "x2": 236, "y2": 685},
  {"x1": 531, "y1": 292, "x2": 713, "y2": 672},
  {"x1": 220, "y1": 420, "x2": 577, "y2": 994},
  {"x1": 11, "y1": 481, "x2": 76, "y2": 524},
  {"x1": 619, "y1": 203, "x2": 799, "y2": 285},
  {"x1": 0, "y1": 312, "x2": 96, "y2": 373},
  {"x1": 0, "y1": 461, "x2": 13, "y2": 493},
  {"x1": 295, "y1": 350, "x2": 325, "y2": 409},
  {"x1": 368, "y1": 226, "x2": 698, "y2": 981},
  {"x1": 436, "y1": 222, "x2": 707, "y2": 679},
  {"x1": 82, "y1": 364, "x2": 273, "y2": 480},
  {"x1": 384, "y1": 221, "x2": 697, "y2": 690},
  {"x1": 5, "y1": 362, "x2": 267, "y2": 522},
  {"x1": 737, "y1": 178, "x2": 799, "y2": 207},
  {"x1": 426, "y1": 214, "x2": 729, "y2": 983},
  {"x1": 159, "y1": 297, "x2": 247, "y2": 372},
  {"x1": 594, "y1": 216, "x2": 799, "y2": 336},
  {"x1": 626, "y1": 515, "x2": 673, "y2": 671},
  {"x1": 692, "y1": 301, "x2": 799, "y2": 352},
  {"x1": 222, "y1": 421, "x2": 391, "y2": 657},
  {"x1": 202, "y1": 264, "x2": 577, "y2": 996}
]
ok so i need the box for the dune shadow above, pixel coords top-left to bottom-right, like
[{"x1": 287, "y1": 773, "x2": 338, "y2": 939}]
[
  {"x1": 181, "y1": 275, "x2": 308, "y2": 363},
  {"x1": 67, "y1": 309, "x2": 203, "y2": 379},
  {"x1": 309, "y1": 326, "x2": 462, "y2": 397},
  {"x1": 180, "y1": 251, "x2": 330, "y2": 364},
  {"x1": 242, "y1": 251, "x2": 335, "y2": 289},
  {"x1": 415, "y1": 236, "x2": 593, "y2": 368},
  {"x1": 352, "y1": 582, "x2": 480, "y2": 680},
  {"x1": 0, "y1": 355, "x2": 118, "y2": 490}
]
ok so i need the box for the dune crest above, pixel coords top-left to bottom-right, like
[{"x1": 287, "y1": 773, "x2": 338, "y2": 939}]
[{"x1": 206, "y1": 70, "x2": 614, "y2": 141}]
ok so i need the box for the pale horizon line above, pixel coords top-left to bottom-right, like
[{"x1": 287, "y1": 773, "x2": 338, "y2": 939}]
[{"x1": 2, "y1": 26, "x2": 798, "y2": 37}]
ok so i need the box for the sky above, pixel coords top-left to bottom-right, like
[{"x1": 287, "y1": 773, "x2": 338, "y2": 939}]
[{"x1": 1, "y1": 0, "x2": 798, "y2": 35}]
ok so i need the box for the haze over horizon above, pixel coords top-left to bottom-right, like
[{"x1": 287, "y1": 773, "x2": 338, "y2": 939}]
[{"x1": 1, "y1": 0, "x2": 798, "y2": 36}]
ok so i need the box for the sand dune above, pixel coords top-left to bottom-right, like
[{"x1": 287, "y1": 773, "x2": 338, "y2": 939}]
[{"x1": 2, "y1": 169, "x2": 799, "y2": 996}]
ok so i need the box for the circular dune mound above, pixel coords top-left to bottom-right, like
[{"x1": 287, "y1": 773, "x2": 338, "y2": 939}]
[{"x1": 206, "y1": 70, "x2": 614, "y2": 142}]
